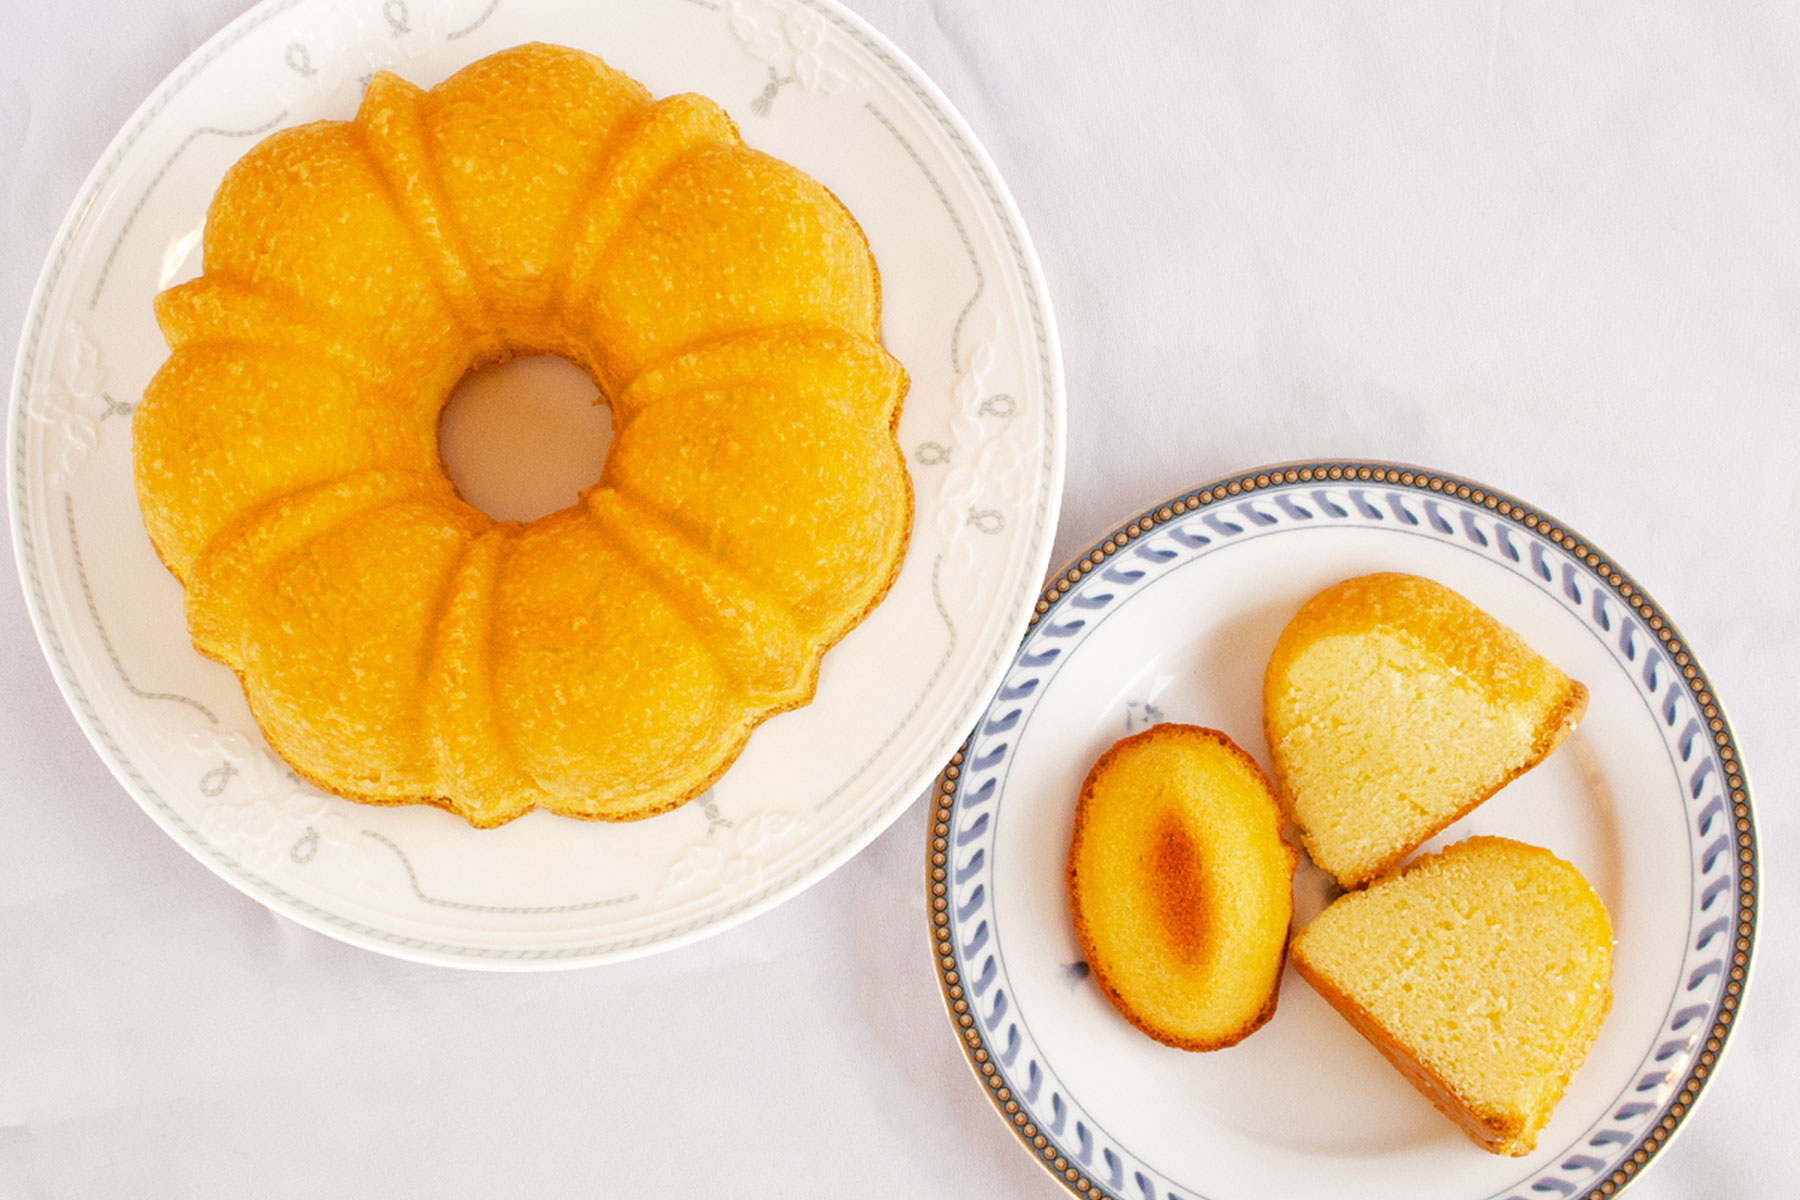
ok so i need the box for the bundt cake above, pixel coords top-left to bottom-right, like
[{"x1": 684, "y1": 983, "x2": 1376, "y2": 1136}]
[
  {"x1": 1263, "y1": 573, "x2": 1587, "y2": 888},
  {"x1": 1290, "y1": 836, "x2": 1614, "y2": 1155},
  {"x1": 1066, "y1": 724, "x2": 1298, "y2": 1051},
  {"x1": 133, "y1": 43, "x2": 912, "y2": 826}
]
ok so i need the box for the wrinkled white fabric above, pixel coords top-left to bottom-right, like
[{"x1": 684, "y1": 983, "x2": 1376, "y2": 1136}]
[{"x1": 2, "y1": 1, "x2": 1794, "y2": 1196}]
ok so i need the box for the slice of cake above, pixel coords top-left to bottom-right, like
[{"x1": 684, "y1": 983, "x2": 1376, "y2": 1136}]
[
  {"x1": 1067, "y1": 724, "x2": 1298, "y2": 1051},
  {"x1": 1263, "y1": 572, "x2": 1588, "y2": 888},
  {"x1": 1289, "y1": 836, "x2": 1614, "y2": 1155}
]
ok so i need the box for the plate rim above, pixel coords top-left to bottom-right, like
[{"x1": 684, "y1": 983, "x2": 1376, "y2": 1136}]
[
  {"x1": 925, "y1": 457, "x2": 1759, "y2": 1199},
  {"x1": 8, "y1": 0, "x2": 1067, "y2": 969}
]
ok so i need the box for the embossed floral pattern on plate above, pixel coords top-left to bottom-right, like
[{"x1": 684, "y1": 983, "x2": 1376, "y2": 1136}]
[{"x1": 10, "y1": 0, "x2": 1063, "y2": 966}]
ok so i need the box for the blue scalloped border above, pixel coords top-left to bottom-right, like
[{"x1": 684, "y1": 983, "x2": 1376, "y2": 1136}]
[{"x1": 928, "y1": 461, "x2": 1757, "y2": 1200}]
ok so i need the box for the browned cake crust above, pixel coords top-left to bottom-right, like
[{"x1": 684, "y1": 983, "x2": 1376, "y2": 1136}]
[
  {"x1": 131, "y1": 43, "x2": 912, "y2": 826},
  {"x1": 1290, "y1": 952, "x2": 1531, "y2": 1154},
  {"x1": 1263, "y1": 572, "x2": 1589, "y2": 887},
  {"x1": 1289, "y1": 836, "x2": 1615, "y2": 1156},
  {"x1": 1067, "y1": 724, "x2": 1298, "y2": 1051}
]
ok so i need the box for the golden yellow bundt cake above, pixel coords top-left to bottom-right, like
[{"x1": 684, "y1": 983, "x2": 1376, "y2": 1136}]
[
  {"x1": 133, "y1": 43, "x2": 912, "y2": 826},
  {"x1": 1263, "y1": 573, "x2": 1587, "y2": 887},
  {"x1": 1067, "y1": 724, "x2": 1298, "y2": 1051},
  {"x1": 1290, "y1": 836, "x2": 1614, "y2": 1155}
]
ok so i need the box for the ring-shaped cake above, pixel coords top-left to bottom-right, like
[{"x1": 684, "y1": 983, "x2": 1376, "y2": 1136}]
[{"x1": 132, "y1": 43, "x2": 913, "y2": 826}]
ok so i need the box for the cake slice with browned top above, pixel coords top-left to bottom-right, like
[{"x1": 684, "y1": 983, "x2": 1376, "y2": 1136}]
[
  {"x1": 1263, "y1": 573, "x2": 1588, "y2": 888},
  {"x1": 1290, "y1": 836, "x2": 1614, "y2": 1155}
]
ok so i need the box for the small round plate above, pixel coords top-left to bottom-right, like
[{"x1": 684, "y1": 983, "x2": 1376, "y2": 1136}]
[
  {"x1": 928, "y1": 462, "x2": 1755, "y2": 1200},
  {"x1": 8, "y1": 0, "x2": 1063, "y2": 966}
]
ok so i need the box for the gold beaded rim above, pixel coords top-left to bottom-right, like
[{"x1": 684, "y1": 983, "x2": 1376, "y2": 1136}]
[{"x1": 929, "y1": 460, "x2": 1759, "y2": 1200}]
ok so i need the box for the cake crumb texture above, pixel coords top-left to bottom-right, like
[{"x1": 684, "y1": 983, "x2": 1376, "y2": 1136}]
[
  {"x1": 1290, "y1": 835, "x2": 1614, "y2": 1156},
  {"x1": 1263, "y1": 573, "x2": 1588, "y2": 887}
]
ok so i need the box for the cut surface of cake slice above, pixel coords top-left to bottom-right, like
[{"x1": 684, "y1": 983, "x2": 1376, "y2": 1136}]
[
  {"x1": 1263, "y1": 572, "x2": 1588, "y2": 888},
  {"x1": 1289, "y1": 836, "x2": 1614, "y2": 1156},
  {"x1": 1067, "y1": 724, "x2": 1298, "y2": 1051}
]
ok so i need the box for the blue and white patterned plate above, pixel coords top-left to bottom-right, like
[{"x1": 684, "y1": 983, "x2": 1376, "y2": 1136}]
[
  {"x1": 929, "y1": 462, "x2": 1756, "y2": 1200},
  {"x1": 8, "y1": 0, "x2": 1064, "y2": 966}
]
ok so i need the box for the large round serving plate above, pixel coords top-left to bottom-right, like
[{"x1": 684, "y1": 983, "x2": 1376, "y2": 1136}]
[
  {"x1": 928, "y1": 462, "x2": 1755, "y2": 1200},
  {"x1": 9, "y1": 0, "x2": 1063, "y2": 966}
]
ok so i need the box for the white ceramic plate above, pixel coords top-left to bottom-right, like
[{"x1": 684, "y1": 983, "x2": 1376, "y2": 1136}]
[
  {"x1": 8, "y1": 0, "x2": 1063, "y2": 967},
  {"x1": 929, "y1": 462, "x2": 1756, "y2": 1200}
]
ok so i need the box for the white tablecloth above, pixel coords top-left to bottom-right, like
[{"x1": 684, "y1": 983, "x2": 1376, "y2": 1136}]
[{"x1": 4, "y1": 1, "x2": 1793, "y2": 1195}]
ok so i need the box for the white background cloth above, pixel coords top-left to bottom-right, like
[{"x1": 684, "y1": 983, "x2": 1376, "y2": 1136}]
[{"x1": 3, "y1": 0, "x2": 1795, "y2": 1195}]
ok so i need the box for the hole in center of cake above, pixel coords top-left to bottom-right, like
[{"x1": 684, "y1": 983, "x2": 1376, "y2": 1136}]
[{"x1": 440, "y1": 355, "x2": 613, "y2": 522}]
